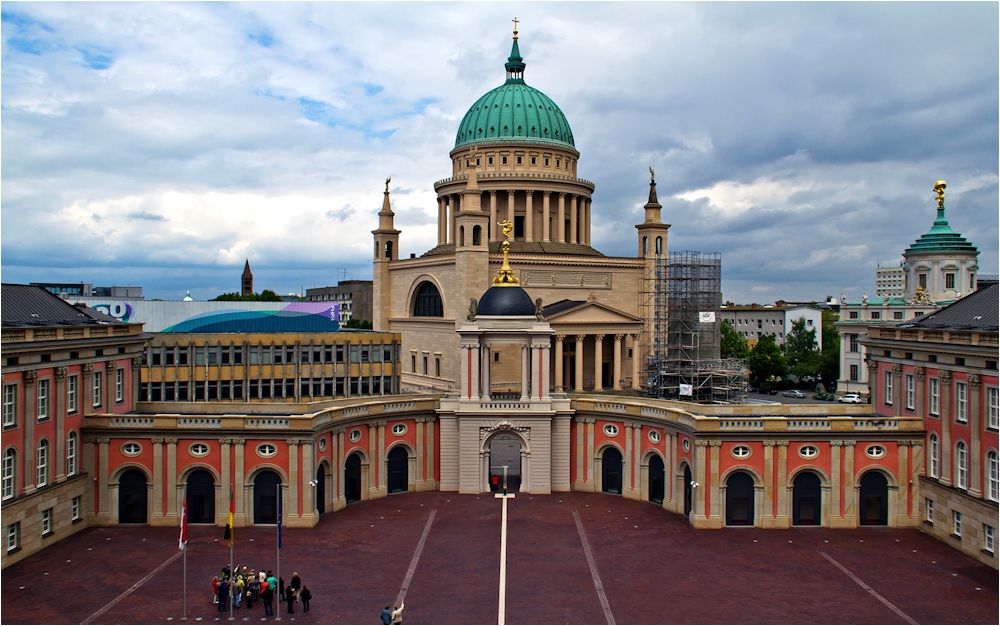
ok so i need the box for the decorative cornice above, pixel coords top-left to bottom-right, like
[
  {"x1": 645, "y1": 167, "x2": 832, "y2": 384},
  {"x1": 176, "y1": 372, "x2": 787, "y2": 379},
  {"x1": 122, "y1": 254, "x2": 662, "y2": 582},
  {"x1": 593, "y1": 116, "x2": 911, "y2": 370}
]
[
  {"x1": 287, "y1": 439, "x2": 301, "y2": 446},
  {"x1": 694, "y1": 441, "x2": 709, "y2": 447},
  {"x1": 332, "y1": 427, "x2": 345, "y2": 435},
  {"x1": 709, "y1": 440, "x2": 722, "y2": 447},
  {"x1": 231, "y1": 439, "x2": 245, "y2": 445},
  {"x1": 375, "y1": 420, "x2": 387, "y2": 428},
  {"x1": 96, "y1": 438, "x2": 110, "y2": 444},
  {"x1": 776, "y1": 441, "x2": 789, "y2": 447},
  {"x1": 150, "y1": 437, "x2": 164, "y2": 444},
  {"x1": 219, "y1": 438, "x2": 233, "y2": 445},
  {"x1": 830, "y1": 440, "x2": 844, "y2": 447},
  {"x1": 763, "y1": 440, "x2": 775, "y2": 447},
  {"x1": 165, "y1": 438, "x2": 178, "y2": 445}
]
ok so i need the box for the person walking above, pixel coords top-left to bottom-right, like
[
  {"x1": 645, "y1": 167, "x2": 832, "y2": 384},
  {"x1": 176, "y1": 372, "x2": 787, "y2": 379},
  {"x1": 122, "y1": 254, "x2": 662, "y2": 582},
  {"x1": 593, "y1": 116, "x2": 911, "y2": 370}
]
[
  {"x1": 290, "y1": 572, "x2": 301, "y2": 598},
  {"x1": 212, "y1": 576, "x2": 219, "y2": 604},
  {"x1": 260, "y1": 582, "x2": 274, "y2": 617},
  {"x1": 299, "y1": 586, "x2": 312, "y2": 613},
  {"x1": 217, "y1": 580, "x2": 230, "y2": 614},
  {"x1": 381, "y1": 605, "x2": 393, "y2": 624},
  {"x1": 490, "y1": 474, "x2": 500, "y2": 492},
  {"x1": 285, "y1": 583, "x2": 296, "y2": 614},
  {"x1": 233, "y1": 575, "x2": 244, "y2": 609},
  {"x1": 391, "y1": 602, "x2": 405, "y2": 625}
]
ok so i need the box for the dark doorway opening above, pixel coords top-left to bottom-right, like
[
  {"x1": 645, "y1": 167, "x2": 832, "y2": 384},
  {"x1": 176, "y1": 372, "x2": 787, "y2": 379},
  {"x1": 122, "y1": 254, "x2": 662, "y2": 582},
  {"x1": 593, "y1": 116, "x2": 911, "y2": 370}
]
[
  {"x1": 514, "y1": 215, "x2": 525, "y2": 239},
  {"x1": 683, "y1": 465, "x2": 693, "y2": 516},
  {"x1": 726, "y1": 471, "x2": 754, "y2": 526},
  {"x1": 601, "y1": 362, "x2": 612, "y2": 390},
  {"x1": 186, "y1": 469, "x2": 215, "y2": 524},
  {"x1": 118, "y1": 469, "x2": 148, "y2": 524},
  {"x1": 315, "y1": 466, "x2": 326, "y2": 516},
  {"x1": 387, "y1": 447, "x2": 409, "y2": 494},
  {"x1": 254, "y1": 470, "x2": 281, "y2": 524},
  {"x1": 648, "y1": 455, "x2": 665, "y2": 504},
  {"x1": 859, "y1": 471, "x2": 888, "y2": 525},
  {"x1": 489, "y1": 434, "x2": 522, "y2": 493},
  {"x1": 793, "y1": 471, "x2": 822, "y2": 526},
  {"x1": 602, "y1": 447, "x2": 623, "y2": 495},
  {"x1": 345, "y1": 453, "x2": 362, "y2": 504}
]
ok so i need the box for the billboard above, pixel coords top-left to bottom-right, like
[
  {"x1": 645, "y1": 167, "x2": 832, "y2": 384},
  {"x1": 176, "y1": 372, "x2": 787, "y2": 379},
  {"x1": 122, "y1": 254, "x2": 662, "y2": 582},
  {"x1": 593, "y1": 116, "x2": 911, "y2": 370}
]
[{"x1": 69, "y1": 299, "x2": 340, "y2": 333}]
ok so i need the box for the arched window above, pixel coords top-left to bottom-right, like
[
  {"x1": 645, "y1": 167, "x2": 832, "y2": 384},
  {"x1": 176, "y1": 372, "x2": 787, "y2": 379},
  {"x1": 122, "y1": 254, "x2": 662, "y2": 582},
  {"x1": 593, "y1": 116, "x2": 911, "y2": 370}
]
[
  {"x1": 929, "y1": 433, "x2": 939, "y2": 478},
  {"x1": 66, "y1": 432, "x2": 78, "y2": 476},
  {"x1": 412, "y1": 282, "x2": 443, "y2": 317},
  {"x1": 459, "y1": 225, "x2": 466, "y2": 247},
  {"x1": 2, "y1": 448, "x2": 15, "y2": 500},
  {"x1": 655, "y1": 237, "x2": 662, "y2": 255},
  {"x1": 36, "y1": 440, "x2": 49, "y2": 487},
  {"x1": 643, "y1": 236, "x2": 648, "y2": 255},
  {"x1": 472, "y1": 225, "x2": 482, "y2": 246},
  {"x1": 385, "y1": 241, "x2": 393, "y2": 260},
  {"x1": 956, "y1": 441, "x2": 968, "y2": 490},
  {"x1": 987, "y1": 450, "x2": 998, "y2": 503}
]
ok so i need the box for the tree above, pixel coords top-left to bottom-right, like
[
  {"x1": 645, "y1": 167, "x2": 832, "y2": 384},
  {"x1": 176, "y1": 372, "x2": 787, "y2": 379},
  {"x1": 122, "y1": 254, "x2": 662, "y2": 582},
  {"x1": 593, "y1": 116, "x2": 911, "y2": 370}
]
[
  {"x1": 720, "y1": 320, "x2": 749, "y2": 359},
  {"x1": 819, "y1": 309, "x2": 841, "y2": 388},
  {"x1": 748, "y1": 334, "x2": 788, "y2": 387},
  {"x1": 212, "y1": 290, "x2": 282, "y2": 302},
  {"x1": 344, "y1": 319, "x2": 373, "y2": 329},
  {"x1": 781, "y1": 317, "x2": 822, "y2": 380}
]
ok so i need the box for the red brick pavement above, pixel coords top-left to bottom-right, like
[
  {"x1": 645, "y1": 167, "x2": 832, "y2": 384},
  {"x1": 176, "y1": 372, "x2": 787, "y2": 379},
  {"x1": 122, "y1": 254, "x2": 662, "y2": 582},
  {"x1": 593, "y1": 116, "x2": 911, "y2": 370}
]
[{"x1": 1, "y1": 492, "x2": 996, "y2": 624}]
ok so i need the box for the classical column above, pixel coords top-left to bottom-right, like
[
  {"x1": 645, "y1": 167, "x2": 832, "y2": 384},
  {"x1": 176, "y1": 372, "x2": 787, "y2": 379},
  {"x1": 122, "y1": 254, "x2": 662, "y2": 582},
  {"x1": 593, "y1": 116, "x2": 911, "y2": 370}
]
[
  {"x1": 574, "y1": 335, "x2": 585, "y2": 392},
  {"x1": 664, "y1": 431, "x2": 674, "y2": 508},
  {"x1": 426, "y1": 417, "x2": 436, "y2": 488},
  {"x1": 631, "y1": 334, "x2": 641, "y2": 389},
  {"x1": 762, "y1": 441, "x2": 775, "y2": 524},
  {"x1": 612, "y1": 335, "x2": 623, "y2": 390},
  {"x1": 830, "y1": 441, "x2": 843, "y2": 524},
  {"x1": 376, "y1": 421, "x2": 387, "y2": 494},
  {"x1": 437, "y1": 197, "x2": 445, "y2": 245},
  {"x1": 22, "y1": 370, "x2": 37, "y2": 494},
  {"x1": 480, "y1": 344, "x2": 491, "y2": 400},
  {"x1": 557, "y1": 193, "x2": 566, "y2": 243},
  {"x1": 152, "y1": 438, "x2": 165, "y2": 518},
  {"x1": 520, "y1": 344, "x2": 530, "y2": 401},
  {"x1": 776, "y1": 441, "x2": 789, "y2": 525},
  {"x1": 302, "y1": 440, "x2": 315, "y2": 519},
  {"x1": 694, "y1": 441, "x2": 708, "y2": 520},
  {"x1": 569, "y1": 195, "x2": 578, "y2": 244},
  {"x1": 709, "y1": 441, "x2": 722, "y2": 522},
  {"x1": 585, "y1": 198, "x2": 592, "y2": 245},
  {"x1": 969, "y1": 374, "x2": 983, "y2": 497},
  {"x1": 593, "y1": 335, "x2": 604, "y2": 391},
  {"x1": 506, "y1": 190, "x2": 515, "y2": 229},
  {"x1": 81, "y1": 363, "x2": 94, "y2": 417},
  {"x1": 334, "y1": 428, "x2": 346, "y2": 505},
  {"x1": 98, "y1": 438, "x2": 110, "y2": 517},
  {"x1": 940, "y1": 371, "x2": 952, "y2": 486},
  {"x1": 574, "y1": 417, "x2": 585, "y2": 487},
  {"x1": 914, "y1": 366, "x2": 926, "y2": 418},
  {"x1": 232, "y1": 439, "x2": 245, "y2": 524},
  {"x1": 542, "y1": 191, "x2": 551, "y2": 242},
  {"x1": 623, "y1": 422, "x2": 635, "y2": 497},
  {"x1": 896, "y1": 441, "x2": 910, "y2": 521},
  {"x1": 83, "y1": 437, "x2": 96, "y2": 513},
  {"x1": 449, "y1": 196, "x2": 457, "y2": 244},
  {"x1": 554, "y1": 336, "x2": 565, "y2": 392},
  {"x1": 54, "y1": 367, "x2": 67, "y2": 482},
  {"x1": 105, "y1": 361, "x2": 115, "y2": 410},
  {"x1": 525, "y1": 190, "x2": 534, "y2": 242},
  {"x1": 585, "y1": 418, "x2": 596, "y2": 489},
  {"x1": 287, "y1": 440, "x2": 300, "y2": 516},
  {"x1": 489, "y1": 191, "x2": 498, "y2": 242},
  {"x1": 892, "y1": 364, "x2": 903, "y2": 412},
  {"x1": 415, "y1": 418, "x2": 426, "y2": 487},
  {"x1": 131, "y1": 357, "x2": 141, "y2": 407},
  {"x1": 843, "y1": 440, "x2": 856, "y2": 523}
]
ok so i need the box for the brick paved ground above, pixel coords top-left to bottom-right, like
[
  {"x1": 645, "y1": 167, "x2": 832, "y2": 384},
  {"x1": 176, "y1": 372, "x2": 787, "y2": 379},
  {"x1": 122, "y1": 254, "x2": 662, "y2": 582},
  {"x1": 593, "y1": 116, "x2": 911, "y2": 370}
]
[{"x1": 2, "y1": 492, "x2": 997, "y2": 625}]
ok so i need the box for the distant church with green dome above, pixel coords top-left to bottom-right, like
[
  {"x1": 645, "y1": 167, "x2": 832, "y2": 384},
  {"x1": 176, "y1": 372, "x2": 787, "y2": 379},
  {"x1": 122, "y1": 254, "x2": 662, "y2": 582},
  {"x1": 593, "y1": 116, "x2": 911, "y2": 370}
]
[{"x1": 373, "y1": 25, "x2": 666, "y2": 394}]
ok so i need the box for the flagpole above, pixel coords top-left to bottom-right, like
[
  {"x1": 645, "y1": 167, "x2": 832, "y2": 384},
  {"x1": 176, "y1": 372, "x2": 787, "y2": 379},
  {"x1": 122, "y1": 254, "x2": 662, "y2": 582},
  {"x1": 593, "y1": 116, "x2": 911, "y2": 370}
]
[
  {"x1": 229, "y1": 483, "x2": 234, "y2": 622},
  {"x1": 181, "y1": 485, "x2": 188, "y2": 620},
  {"x1": 276, "y1": 482, "x2": 281, "y2": 621}
]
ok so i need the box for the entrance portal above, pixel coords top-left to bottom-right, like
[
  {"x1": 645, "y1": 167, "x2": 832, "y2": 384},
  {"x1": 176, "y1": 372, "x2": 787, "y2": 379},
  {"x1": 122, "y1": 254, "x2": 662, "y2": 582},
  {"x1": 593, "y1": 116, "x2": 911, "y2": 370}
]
[
  {"x1": 253, "y1": 470, "x2": 281, "y2": 524},
  {"x1": 345, "y1": 453, "x2": 362, "y2": 503},
  {"x1": 859, "y1": 471, "x2": 889, "y2": 525},
  {"x1": 793, "y1": 471, "x2": 822, "y2": 525},
  {"x1": 186, "y1": 469, "x2": 215, "y2": 524},
  {"x1": 726, "y1": 471, "x2": 754, "y2": 526},
  {"x1": 118, "y1": 469, "x2": 148, "y2": 524},
  {"x1": 648, "y1": 455, "x2": 665, "y2": 504},
  {"x1": 489, "y1": 433, "x2": 522, "y2": 492},
  {"x1": 387, "y1": 447, "x2": 409, "y2": 494},
  {"x1": 602, "y1": 447, "x2": 623, "y2": 495}
]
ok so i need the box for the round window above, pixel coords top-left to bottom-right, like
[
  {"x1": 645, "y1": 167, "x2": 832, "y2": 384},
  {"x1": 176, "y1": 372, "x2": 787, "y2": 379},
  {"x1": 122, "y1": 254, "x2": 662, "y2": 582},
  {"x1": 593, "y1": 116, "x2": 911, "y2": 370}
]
[
  {"x1": 391, "y1": 423, "x2": 407, "y2": 437},
  {"x1": 318, "y1": 437, "x2": 327, "y2": 451},
  {"x1": 189, "y1": 443, "x2": 209, "y2": 457},
  {"x1": 866, "y1": 444, "x2": 886, "y2": 459},
  {"x1": 603, "y1": 424, "x2": 619, "y2": 437},
  {"x1": 731, "y1": 445, "x2": 751, "y2": 459},
  {"x1": 648, "y1": 430, "x2": 661, "y2": 444},
  {"x1": 349, "y1": 429, "x2": 362, "y2": 443},
  {"x1": 799, "y1": 445, "x2": 819, "y2": 460},
  {"x1": 257, "y1": 443, "x2": 277, "y2": 458},
  {"x1": 122, "y1": 442, "x2": 141, "y2": 457},
  {"x1": 682, "y1": 438, "x2": 691, "y2": 453}
]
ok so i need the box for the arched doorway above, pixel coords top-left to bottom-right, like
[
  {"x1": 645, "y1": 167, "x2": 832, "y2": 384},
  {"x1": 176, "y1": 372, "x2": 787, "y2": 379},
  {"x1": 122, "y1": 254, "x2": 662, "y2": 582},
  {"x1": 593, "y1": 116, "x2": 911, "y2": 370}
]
[
  {"x1": 489, "y1": 433, "x2": 522, "y2": 493},
  {"x1": 345, "y1": 453, "x2": 362, "y2": 504},
  {"x1": 186, "y1": 469, "x2": 215, "y2": 524},
  {"x1": 118, "y1": 469, "x2": 148, "y2": 524},
  {"x1": 725, "y1": 471, "x2": 754, "y2": 526},
  {"x1": 315, "y1": 466, "x2": 326, "y2": 516},
  {"x1": 859, "y1": 471, "x2": 888, "y2": 525},
  {"x1": 683, "y1": 465, "x2": 693, "y2": 516},
  {"x1": 648, "y1": 455, "x2": 665, "y2": 504},
  {"x1": 793, "y1": 471, "x2": 822, "y2": 526},
  {"x1": 602, "y1": 447, "x2": 623, "y2": 495},
  {"x1": 253, "y1": 470, "x2": 281, "y2": 524},
  {"x1": 387, "y1": 447, "x2": 409, "y2": 494}
]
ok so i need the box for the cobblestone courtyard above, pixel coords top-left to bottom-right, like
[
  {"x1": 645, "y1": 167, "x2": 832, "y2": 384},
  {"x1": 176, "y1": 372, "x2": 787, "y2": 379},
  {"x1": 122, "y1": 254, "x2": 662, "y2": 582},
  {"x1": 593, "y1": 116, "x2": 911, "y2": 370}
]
[{"x1": 2, "y1": 492, "x2": 997, "y2": 625}]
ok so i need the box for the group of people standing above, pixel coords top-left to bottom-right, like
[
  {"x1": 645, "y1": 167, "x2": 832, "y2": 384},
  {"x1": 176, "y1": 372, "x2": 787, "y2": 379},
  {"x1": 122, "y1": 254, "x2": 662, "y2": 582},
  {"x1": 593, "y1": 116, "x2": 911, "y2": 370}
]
[{"x1": 211, "y1": 564, "x2": 312, "y2": 617}]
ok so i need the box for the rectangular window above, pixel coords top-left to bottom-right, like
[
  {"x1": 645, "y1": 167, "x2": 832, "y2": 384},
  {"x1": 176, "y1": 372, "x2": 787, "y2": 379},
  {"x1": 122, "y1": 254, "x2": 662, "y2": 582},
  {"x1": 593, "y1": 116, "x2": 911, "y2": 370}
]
[
  {"x1": 849, "y1": 335, "x2": 859, "y2": 352},
  {"x1": 953, "y1": 510, "x2": 962, "y2": 537},
  {"x1": 945, "y1": 273, "x2": 955, "y2": 289},
  {"x1": 37, "y1": 379, "x2": 49, "y2": 420},
  {"x1": 350, "y1": 345, "x2": 359, "y2": 363},
  {"x1": 2, "y1": 384, "x2": 15, "y2": 428},
  {"x1": 925, "y1": 498, "x2": 934, "y2": 524},
  {"x1": 956, "y1": 382, "x2": 968, "y2": 423},
  {"x1": 92, "y1": 372, "x2": 102, "y2": 408},
  {"x1": 336, "y1": 346, "x2": 346, "y2": 363},
  {"x1": 849, "y1": 311, "x2": 859, "y2": 319},
  {"x1": 66, "y1": 434, "x2": 76, "y2": 475},
  {"x1": 884, "y1": 371, "x2": 893, "y2": 406},
  {"x1": 918, "y1": 273, "x2": 927, "y2": 290},
  {"x1": 423, "y1": 356, "x2": 428, "y2": 375},
  {"x1": 849, "y1": 364, "x2": 859, "y2": 382},
  {"x1": 115, "y1": 369, "x2": 124, "y2": 403},
  {"x1": 164, "y1": 348, "x2": 175, "y2": 366},
  {"x1": 220, "y1": 347, "x2": 231, "y2": 365},
  {"x1": 67, "y1": 376, "x2": 78, "y2": 414},
  {"x1": 301, "y1": 348, "x2": 310, "y2": 364},
  {"x1": 930, "y1": 435, "x2": 940, "y2": 478},
  {"x1": 871, "y1": 311, "x2": 880, "y2": 320},
  {"x1": 986, "y1": 525, "x2": 996, "y2": 554},
  {"x1": 2, "y1": 451, "x2": 14, "y2": 500},
  {"x1": 930, "y1": 378, "x2": 940, "y2": 415},
  {"x1": 207, "y1": 347, "x2": 219, "y2": 366},
  {"x1": 905, "y1": 374, "x2": 915, "y2": 410},
  {"x1": 989, "y1": 387, "x2": 999, "y2": 430},
  {"x1": 36, "y1": 443, "x2": 47, "y2": 487},
  {"x1": 194, "y1": 347, "x2": 205, "y2": 366},
  {"x1": 435, "y1": 357, "x2": 441, "y2": 378},
  {"x1": 177, "y1": 348, "x2": 188, "y2": 366},
  {"x1": 233, "y1": 347, "x2": 243, "y2": 365},
  {"x1": 411, "y1": 354, "x2": 417, "y2": 373},
  {"x1": 893, "y1": 311, "x2": 904, "y2": 320},
  {"x1": 6, "y1": 522, "x2": 19, "y2": 553},
  {"x1": 151, "y1": 348, "x2": 162, "y2": 366},
  {"x1": 41, "y1": 508, "x2": 52, "y2": 535},
  {"x1": 72, "y1": 496, "x2": 81, "y2": 522}
]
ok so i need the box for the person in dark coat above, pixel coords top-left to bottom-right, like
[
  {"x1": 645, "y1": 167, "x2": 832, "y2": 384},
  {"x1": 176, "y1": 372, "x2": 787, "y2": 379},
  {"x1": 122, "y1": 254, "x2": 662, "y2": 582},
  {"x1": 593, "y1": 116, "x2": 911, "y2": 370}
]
[
  {"x1": 217, "y1": 581, "x2": 230, "y2": 613},
  {"x1": 285, "y1": 584, "x2": 296, "y2": 614},
  {"x1": 381, "y1": 605, "x2": 393, "y2": 624},
  {"x1": 299, "y1": 586, "x2": 312, "y2": 612},
  {"x1": 290, "y1": 572, "x2": 301, "y2": 596},
  {"x1": 260, "y1": 583, "x2": 274, "y2": 616}
]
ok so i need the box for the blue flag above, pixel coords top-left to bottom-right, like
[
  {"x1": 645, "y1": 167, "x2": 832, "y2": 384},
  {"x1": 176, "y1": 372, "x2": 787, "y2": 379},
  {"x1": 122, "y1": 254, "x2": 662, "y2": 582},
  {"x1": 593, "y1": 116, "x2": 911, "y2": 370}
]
[{"x1": 277, "y1": 491, "x2": 282, "y2": 549}]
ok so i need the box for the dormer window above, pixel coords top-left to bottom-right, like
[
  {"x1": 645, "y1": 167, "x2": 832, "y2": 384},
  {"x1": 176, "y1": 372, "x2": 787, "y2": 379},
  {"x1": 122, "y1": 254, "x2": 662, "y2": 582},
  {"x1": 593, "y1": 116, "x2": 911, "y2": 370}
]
[
  {"x1": 502, "y1": 156, "x2": 508, "y2": 165},
  {"x1": 516, "y1": 156, "x2": 522, "y2": 165}
]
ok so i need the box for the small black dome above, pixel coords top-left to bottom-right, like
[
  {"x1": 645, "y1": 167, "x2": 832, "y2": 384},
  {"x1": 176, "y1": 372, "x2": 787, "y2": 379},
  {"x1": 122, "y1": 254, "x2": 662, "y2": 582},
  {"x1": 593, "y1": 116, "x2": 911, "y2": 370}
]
[{"x1": 477, "y1": 286, "x2": 535, "y2": 316}]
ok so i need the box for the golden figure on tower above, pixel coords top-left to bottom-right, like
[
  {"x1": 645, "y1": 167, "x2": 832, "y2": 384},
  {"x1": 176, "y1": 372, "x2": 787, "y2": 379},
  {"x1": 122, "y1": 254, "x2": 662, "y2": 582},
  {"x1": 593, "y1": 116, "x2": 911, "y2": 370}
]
[
  {"x1": 493, "y1": 219, "x2": 519, "y2": 286},
  {"x1": 934, "y1": 180, "x2": 946, "y2": 208}
]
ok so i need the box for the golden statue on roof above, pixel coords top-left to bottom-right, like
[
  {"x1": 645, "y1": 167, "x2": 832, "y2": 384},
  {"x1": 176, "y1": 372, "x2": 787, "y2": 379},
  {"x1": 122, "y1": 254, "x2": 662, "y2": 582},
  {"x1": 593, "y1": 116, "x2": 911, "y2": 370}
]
[
  {"x1": 934, "y1": 180, "x2": 946, "y2": 208},
  {"x1": 493, "y1": 219, "x2": 519, "y2": 286}
]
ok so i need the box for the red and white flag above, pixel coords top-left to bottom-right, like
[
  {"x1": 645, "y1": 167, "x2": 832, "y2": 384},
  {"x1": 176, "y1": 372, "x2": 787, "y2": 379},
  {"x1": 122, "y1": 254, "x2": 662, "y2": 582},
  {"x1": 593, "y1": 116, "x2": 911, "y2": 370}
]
[{"x1": 178, "y1": 497, "x2": 188, "y2": 551}]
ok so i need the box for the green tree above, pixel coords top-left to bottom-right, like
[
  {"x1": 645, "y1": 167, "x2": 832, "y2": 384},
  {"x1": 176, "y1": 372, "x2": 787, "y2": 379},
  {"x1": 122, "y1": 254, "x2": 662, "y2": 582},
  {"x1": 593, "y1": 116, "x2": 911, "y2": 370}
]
[
  {"x1": 344, "y1": 319, "x2": 373, "y2": 329},
  {"x1": 781, "y1": 317, "x2": 822, "y2": 380},
  {"x1": 211, "y1": 290, "x2": 282, "y2": 302},
  {"x1": 720, "y1": 320, "x2": 749, "y2": 359},
  {"x1": 748, "y1": 334, "x2": 788, "y2": 387},
  {"x1": 819, "y1": 309, "x2": 841, "y2": 388}
]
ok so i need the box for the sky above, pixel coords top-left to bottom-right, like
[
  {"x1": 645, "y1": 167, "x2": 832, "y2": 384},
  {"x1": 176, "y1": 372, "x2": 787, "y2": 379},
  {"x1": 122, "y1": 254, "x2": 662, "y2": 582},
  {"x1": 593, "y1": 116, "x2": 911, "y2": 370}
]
[{"x1": 2, "y1": 2, "x2": 997, "y2": 303}]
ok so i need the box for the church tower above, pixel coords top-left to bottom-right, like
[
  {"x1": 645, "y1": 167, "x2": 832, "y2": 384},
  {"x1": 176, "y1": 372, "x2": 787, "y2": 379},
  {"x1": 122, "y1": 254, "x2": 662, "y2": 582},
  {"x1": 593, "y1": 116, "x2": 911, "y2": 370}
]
[
  {"x1": 241, "y1": 260, "x2": 253, "y2": 296},
  {"x1": 454, "y1": 156, "x2": 492, "y2": 316},
  {"x1": 372, "y1": 178, "x2": 400, "y2": 331},
  {"x1": 636, "y1": 169, "x2": 670, "y2": 370}
]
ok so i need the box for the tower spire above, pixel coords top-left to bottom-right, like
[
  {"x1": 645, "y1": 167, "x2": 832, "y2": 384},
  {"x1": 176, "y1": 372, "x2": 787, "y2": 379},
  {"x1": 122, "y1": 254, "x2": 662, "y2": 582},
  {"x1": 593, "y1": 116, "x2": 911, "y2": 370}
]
[{"x1": 505, "y1": 19, "x2": 525, "y2": 82}]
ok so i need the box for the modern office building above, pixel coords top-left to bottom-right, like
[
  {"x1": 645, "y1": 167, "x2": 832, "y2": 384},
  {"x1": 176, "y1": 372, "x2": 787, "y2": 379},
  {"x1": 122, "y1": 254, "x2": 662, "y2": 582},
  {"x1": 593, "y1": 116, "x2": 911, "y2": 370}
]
[
  {"x1": 305, "y1": 280, "x2": 374, "y2": 324},
  {"x1": 719, "y1": 304, "x2": 823, "y2": 349}
]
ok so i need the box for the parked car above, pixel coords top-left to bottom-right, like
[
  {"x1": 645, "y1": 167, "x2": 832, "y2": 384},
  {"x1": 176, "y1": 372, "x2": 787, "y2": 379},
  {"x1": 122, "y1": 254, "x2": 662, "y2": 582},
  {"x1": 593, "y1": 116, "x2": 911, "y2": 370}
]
[
  {"x1": 813, "y1": 392, "x2": 835, "y2": 401},
  {"x1": 760, "y1": 387, "x2": 779, "y2": 395},
  {"x1": 782, "y1": 390, "x2": 806, "y2": 398},
  {"x1": 839, "y1": 393, "x2": 863, "y2": 404}
]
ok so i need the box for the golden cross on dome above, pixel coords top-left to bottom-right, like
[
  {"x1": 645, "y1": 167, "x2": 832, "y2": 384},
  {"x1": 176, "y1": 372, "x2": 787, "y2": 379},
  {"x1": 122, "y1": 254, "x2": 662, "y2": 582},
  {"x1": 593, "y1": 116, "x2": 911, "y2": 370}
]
[{"x1": 512, "y1": 17, "x2": 519, "y2": 40}]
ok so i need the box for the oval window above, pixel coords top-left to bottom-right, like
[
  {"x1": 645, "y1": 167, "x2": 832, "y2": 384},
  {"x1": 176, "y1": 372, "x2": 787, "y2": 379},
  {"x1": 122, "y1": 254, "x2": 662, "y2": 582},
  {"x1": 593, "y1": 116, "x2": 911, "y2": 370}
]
[
  {"x1": 122, "y1": 442, "x2": 142, "y2": 457},
  {"x1": 349, "y1": 429, "x2": 362, "y2": 443},
  {"x1": 603, "y1": 424, "x2": 619, "y2": 437},
  {"x1": 391, "y1": 423, "x2": 407, "y2": 437},
  {"x1": 682, "y1": 438, "x2": 691, "y2": 452},
  {"x1": 257, "y1": 443, "x2": 277, "y2": 458},
  {"x1": 799, "y1": 445, "x2": 819, "y2": 460},
  {"x1": 732, "y1": 445, "x2": 751, "y2": 460},
  {"x1": 648, "y1": 430, "x2": 661, "y2": 444},
  {"x1": 866, "y1": 445, "x2": 886, "y2": 459},
  {"x1": 189, "y1": 443, "x2": 209, "y2": 457},
  {"x1": 317, "y1": 437, "x2": 327, "y2": 451}
]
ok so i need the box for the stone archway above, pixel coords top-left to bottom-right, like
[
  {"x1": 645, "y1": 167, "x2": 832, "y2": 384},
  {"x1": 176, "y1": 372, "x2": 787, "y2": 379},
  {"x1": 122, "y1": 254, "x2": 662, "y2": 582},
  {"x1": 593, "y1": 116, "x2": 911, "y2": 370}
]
[
  {"x1": 118, "y1": 468, "x2": 148, "y2": 524},
  {"x1": 859, "y1": 471, "x2": 889, "y2": 525},
  {"x1": 489, "y1": 432, "x2": 523, "y2": 493}
]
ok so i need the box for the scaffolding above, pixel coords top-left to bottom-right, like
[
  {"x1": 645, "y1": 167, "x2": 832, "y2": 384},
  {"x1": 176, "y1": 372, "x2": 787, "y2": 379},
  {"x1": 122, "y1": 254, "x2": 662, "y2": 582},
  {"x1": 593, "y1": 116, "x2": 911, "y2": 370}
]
[{"x1": 645, "y1": 251, "x2": 746, "y2": 403}]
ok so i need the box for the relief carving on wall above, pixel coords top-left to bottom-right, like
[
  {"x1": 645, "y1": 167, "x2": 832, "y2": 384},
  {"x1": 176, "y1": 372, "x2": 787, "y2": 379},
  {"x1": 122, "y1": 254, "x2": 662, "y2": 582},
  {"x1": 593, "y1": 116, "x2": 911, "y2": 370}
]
[
  {"x1": 521, "y1": 271, "x2": 612, "y2": 289},
  {"x1": 480, "y1": 420, "x2": 531, "y2": 440}
]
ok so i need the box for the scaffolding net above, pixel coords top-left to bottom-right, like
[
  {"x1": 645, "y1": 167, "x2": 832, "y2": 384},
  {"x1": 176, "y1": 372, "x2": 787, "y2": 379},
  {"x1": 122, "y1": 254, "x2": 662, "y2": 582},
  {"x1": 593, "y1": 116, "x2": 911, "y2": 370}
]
[{"x1": 645, "y1": 251, "x2": 746, "y2": 403}]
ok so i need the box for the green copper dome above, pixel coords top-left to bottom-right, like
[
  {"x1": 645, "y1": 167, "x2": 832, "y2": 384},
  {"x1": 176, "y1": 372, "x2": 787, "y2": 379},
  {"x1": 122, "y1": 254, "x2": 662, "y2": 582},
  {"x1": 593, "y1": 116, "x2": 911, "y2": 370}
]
[
  {"x1": 454, "y1": 36, "x2": 574, "y2": 150},
  {"x1": 904, "y1": 203, "x2": 978, "y2": 255}
]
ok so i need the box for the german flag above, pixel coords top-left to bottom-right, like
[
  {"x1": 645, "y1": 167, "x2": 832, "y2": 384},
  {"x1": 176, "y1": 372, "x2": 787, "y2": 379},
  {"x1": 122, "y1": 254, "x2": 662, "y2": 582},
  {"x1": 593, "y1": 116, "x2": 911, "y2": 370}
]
[{"x1": 223, "y1": 484, "x2": 234, "y2": 546}]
